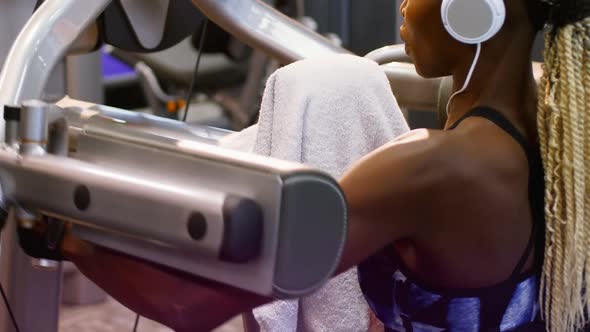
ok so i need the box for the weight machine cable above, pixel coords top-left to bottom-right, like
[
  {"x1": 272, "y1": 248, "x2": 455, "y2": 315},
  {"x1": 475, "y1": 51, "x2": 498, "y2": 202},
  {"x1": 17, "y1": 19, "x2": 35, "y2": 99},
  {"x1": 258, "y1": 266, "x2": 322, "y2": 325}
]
[
  {"x1": 182, "y1": 18, "x2": 210, "y2": 123},
  {"x1": 0, "y1": 203, "x2": 20, "y2": 332},
  {"x1": 132, "y1": 17, "x2": 211, "y2": 332},
  {"x1": 132, "y1": 312, "x2": 140, "y2": 332},
  {"x1": 0, "y1": 279, "x2": 21, "y2": 332}
]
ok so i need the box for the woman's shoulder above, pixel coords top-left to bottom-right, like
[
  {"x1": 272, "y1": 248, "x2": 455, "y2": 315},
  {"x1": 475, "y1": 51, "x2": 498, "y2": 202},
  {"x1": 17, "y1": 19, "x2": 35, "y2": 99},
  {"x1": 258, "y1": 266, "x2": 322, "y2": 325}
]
[
  {"x1": 444, "y1": 116, "x2": 530, "y2": 183},
  {"x1": 434, "y1": 118, "x2": 531, "y2": 222},
  {"x1": 388, "y1": 123, "x2": 529, "y2": 208}
]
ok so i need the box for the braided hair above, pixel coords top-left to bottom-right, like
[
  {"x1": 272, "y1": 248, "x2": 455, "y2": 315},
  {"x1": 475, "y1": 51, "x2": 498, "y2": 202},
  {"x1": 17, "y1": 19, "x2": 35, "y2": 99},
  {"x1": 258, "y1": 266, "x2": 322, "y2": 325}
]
[{"x1": 532, "y1": 0, "x2": 590, "y2": 330}]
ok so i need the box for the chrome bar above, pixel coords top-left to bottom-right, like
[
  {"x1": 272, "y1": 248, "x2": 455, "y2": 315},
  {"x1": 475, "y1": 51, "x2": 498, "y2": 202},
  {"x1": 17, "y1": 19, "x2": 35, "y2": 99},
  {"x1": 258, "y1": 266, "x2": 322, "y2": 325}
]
[
  {"x1": 68, "y1": 23, "x2": 100, "y2": 55},
  {"x1": 365, "y1": 44, "x2": 411, "y2": 64},
  {"x1": 56, "y1": 96, "x2": 232, "y2": 146},
  {"x1": 191, "y1": 0, "x2": 351, "y2": 64},
  {"x1": 0, "y1": 215, "x2": 63, "y2": 332},
  {"x1": 0, "y1": 0, "x2": 112, "y2": 133},
  {"x1": 0, "y1": 2, "x2": 111, "y2": 331},
  {"x1": 380, "y1": 60, "x2": 544, "y2": 112},
  {"x1": 187, "y1": 0, "x2": 447, "y2": 112},
  {"x1": 382, "y1": 62, "x2": 445, "y2": 111}
]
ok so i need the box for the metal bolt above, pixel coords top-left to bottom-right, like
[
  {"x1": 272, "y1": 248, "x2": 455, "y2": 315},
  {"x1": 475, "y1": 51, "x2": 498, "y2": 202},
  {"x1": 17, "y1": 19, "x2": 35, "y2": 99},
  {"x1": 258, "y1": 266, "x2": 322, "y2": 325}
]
[
  {"x1": 31, "y1": 258, "x2": 59, "y2": 270},
  {"x1": 19, "y1": 100, "x2": 49, "y2": 156}
]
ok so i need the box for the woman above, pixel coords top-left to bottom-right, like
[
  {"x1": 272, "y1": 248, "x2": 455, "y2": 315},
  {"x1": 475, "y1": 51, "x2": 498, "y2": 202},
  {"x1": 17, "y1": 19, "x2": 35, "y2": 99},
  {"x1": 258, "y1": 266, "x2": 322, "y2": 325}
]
[{"x1": 63, "y1": 0, "x2": 590, "y2": 331}]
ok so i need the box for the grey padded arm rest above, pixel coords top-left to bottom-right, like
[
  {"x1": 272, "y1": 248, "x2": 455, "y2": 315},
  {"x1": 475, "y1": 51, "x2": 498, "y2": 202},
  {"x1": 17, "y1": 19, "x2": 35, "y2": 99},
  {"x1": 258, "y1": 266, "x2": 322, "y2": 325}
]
[{"x1": 43, "y1": 97, "x2": 347, "y2": 297}]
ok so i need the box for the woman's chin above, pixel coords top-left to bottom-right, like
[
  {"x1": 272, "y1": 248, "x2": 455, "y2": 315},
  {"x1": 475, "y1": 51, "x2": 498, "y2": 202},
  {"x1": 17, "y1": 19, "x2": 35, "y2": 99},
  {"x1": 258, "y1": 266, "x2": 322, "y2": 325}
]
[
  {"x1": 413, "y1": 63, "x2": 447, "y2": 79},
  {"x1": 413, "y1": 65, "x2": 434, "y2": 79}
]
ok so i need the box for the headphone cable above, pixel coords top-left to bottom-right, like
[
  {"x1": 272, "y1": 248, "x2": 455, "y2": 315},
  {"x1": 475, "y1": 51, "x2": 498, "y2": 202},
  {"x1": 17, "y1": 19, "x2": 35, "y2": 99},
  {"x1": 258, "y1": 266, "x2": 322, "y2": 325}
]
[{"x1": 446, "y1": 43, "x2": 482, "y2": 117}]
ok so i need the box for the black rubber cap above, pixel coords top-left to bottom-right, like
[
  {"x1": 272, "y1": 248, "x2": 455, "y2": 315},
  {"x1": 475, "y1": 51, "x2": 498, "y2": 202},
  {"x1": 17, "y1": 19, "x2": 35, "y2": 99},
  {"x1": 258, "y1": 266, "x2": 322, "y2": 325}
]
[
  {"x1": 4, "y1": 105, "x2": 20, "y2": 121},
  {"x1": 0, "y1": 207, "x2": 8, "y2": 233},
  {"x1": 219, "y1": 196, "x2": 263, "y2": 263},
  {"x1": 187, "y1": 212, "x2": 208, "y2": 241},
  {"x1": 74, "y1": 185, "x2": 91, "y2": 211}
]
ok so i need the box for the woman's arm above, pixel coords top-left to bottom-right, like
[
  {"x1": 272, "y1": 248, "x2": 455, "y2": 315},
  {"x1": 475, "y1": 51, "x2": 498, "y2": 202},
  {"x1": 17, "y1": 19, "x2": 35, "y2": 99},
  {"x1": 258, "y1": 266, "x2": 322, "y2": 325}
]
[{"x1": 336, "y1": 129, "x2": 450, "y2": 273}]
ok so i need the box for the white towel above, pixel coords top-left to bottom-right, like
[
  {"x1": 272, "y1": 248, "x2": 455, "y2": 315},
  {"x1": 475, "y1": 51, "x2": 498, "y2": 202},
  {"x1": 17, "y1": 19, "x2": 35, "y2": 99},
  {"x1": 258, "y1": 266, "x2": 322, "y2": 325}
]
[{"x1": 220, "y1": 54, "x2": 409, "y2": 332}]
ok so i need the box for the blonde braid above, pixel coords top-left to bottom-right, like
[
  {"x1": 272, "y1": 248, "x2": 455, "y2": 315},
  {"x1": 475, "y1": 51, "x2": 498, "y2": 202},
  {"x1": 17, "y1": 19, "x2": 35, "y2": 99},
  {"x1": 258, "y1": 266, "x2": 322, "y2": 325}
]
[
  {"x1": 561, "y1": 24, "x2": 580, "y2": 332},
  {"x1": 571, "y1": 21, "x2": 588, "y2": 327},
  {"x1": 540, "y1": 23, "x2": 567, "y2": 331},
  {"x1": 539, "y1": 17, "x2": 590, "y2": 331},
  {"x1": 538, "y1": 29, "x2": 556, "y2": 325},
  {"x1": 584, "y1": 27, "x2": 590, "y2": 322},
  {"x1": 562, "y1": 26, "x2": 577, "y2": 332}
]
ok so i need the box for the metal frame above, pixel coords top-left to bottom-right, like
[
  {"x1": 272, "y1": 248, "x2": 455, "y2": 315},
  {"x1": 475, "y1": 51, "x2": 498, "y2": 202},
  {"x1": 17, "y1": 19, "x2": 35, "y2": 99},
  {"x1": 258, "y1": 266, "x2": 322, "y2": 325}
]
[
  {"x1": 191, "y1": 0, "x2": 447, "y2": 112},
  {"x1": 0, "y1": 0, "x2": 349, "y2": 281},
  {"x1": 0, "y1": 0, "x2": 109, "y2": 132},
  {"x1": 0, "y1": 97, "x2": 348, "y2": 296},
  {"x1": 0, "y1": 1, "x2": 352, "y2": 331},
  {"x1": 365, "y1": 44, "x2": 411, "y2": 64},
  {"x1": 0, "y1": 2, "x2": 111, "y2": 331},
  {"x1": 191, "y1": 0, "x2": 351, "y2": 64}
]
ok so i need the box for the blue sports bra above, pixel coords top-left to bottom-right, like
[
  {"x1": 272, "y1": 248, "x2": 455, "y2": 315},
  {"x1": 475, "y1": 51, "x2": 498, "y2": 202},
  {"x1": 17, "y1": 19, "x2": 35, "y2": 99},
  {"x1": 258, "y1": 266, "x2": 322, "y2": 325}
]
[{"x1": 358, "y1": 107, "x2": 546, "y2": 331}]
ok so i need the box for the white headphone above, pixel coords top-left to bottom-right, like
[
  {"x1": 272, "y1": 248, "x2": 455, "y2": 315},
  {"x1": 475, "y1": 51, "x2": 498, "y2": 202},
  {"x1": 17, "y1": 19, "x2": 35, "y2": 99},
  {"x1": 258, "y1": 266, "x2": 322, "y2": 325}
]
[
  {"x1": 441, "y1": 0, "x2": 506, "y2": 44},
  {"x1": 440, "y1": 0, "x2": 506, "y2": 116}
]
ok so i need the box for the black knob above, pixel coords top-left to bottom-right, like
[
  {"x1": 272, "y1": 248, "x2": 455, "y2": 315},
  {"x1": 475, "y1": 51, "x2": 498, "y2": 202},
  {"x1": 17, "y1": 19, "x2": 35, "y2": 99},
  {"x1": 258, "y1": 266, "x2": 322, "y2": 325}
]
[
  {"x1": 3, "y1": 105, "x2": 20, "y2": 122},
  {"x1": 74, "y1": 185, "x2": 91, "y2": 211},
  {"x1": 187, "y1": 212, "x2": 208, "y2": 241},
  {"x1": 0, "y1": 206, "x2": 8, "y2": 233}
]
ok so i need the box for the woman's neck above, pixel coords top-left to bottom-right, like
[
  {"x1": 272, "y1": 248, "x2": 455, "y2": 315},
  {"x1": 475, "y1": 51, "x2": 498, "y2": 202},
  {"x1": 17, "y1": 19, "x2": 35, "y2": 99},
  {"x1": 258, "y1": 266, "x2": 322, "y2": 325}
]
[{"x1": 445, "y1": 27, "x2": 537, "y2": 134}]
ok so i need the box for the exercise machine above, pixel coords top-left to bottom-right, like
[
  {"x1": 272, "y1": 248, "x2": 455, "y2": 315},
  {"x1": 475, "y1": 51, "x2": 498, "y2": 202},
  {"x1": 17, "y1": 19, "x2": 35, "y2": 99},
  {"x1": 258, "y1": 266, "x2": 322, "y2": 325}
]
[{"x1": 0, "y1": 1, "x2": 348, "y2": 331}]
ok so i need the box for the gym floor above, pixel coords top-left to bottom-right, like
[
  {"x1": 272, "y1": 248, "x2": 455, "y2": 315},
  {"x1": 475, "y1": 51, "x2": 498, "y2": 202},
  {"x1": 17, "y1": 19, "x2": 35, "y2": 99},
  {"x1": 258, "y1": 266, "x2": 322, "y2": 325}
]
[{"x1": 59, "y1": 297, "x2": 243, "y2": 332}]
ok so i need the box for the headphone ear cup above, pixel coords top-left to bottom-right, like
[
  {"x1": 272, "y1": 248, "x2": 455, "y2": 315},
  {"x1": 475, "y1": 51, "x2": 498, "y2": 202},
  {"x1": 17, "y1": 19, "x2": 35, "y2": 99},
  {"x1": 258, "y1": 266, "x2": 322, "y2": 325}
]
[{"x1": 441, "y1": 0, "x2": 505, "y2": 44}]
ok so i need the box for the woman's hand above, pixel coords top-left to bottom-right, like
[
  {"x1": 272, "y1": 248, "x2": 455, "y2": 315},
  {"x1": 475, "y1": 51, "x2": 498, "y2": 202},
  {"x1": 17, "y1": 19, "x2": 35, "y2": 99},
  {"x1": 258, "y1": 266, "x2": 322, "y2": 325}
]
[
  {"x1": 61, "y1": 227, "x2": 270, "y2": 332},
  {"x1": 368, "y1": 309, "x2": 385, "y2": 332}
]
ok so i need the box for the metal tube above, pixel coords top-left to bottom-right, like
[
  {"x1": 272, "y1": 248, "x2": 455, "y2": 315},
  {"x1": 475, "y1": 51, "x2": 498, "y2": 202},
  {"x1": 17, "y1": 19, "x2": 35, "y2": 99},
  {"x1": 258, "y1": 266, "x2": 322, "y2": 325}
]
[
  {"x1": 56, "y1": 96, "x2": 232, "y2": 146},
  {"x1": 191, "y1": 0, "x2": 351, "y2": 65},
  {"x1": 188, "y1": 1, "x2": 447, "y2": 112},
  {"x1": 68, "y1": 23, "x2": 100, "y2": 56},
  {"x1": 4, "y1": 122, "x2": 18, "y2": 147},
  {"x1": 20, "y1": 100, "x2": 48, "y2": 146},
  {"x1": 381, "y1": 62, "x2": 444, "y2": 111},
  {"x1": 365, "y1": 44, "x2": 412, "y2": 64},
  {"x1": 380, "y1": 61, "x2": 544, "y2": 112},
  {"x1": 0, "y1": 2, "x2": 110, "y2": 331},
  {"x1": 0, "y1": 214, "x2": 63, "y2": 332},
  {"x1": 0, "y1": 0, "x2": 112, "y2": 135}
]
